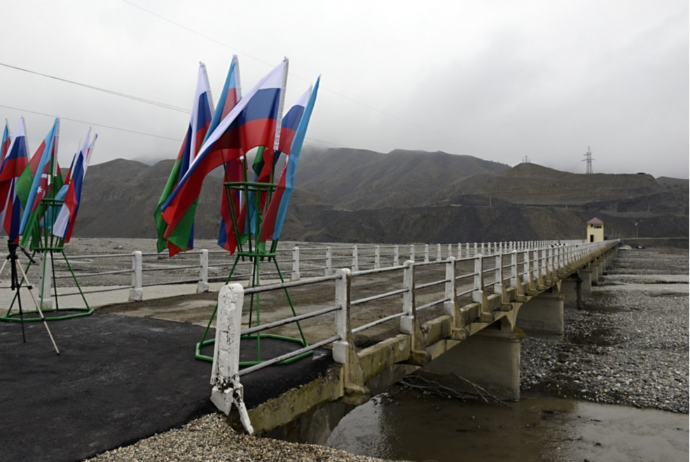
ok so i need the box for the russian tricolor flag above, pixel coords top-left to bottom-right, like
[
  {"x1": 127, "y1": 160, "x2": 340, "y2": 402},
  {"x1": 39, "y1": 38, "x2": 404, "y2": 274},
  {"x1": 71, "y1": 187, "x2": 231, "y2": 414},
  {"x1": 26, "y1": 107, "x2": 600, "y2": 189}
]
[
  {"x1": 162, "y1": 58, "x2": 288, "y2": 243},
  {"x1": 53, "y1": 129, "x2": 96, "y2": 242},
  {"x1": 0, "y1": 117, "x2": 29, "y2": 242},
  {"x1": 260, "y1": 77, "x2": 320, "y2": 243}
]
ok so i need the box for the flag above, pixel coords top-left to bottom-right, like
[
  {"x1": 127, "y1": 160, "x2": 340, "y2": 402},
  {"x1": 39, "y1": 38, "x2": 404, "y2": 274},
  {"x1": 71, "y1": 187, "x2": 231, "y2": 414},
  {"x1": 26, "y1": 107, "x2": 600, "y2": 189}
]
[
  {"x1": 212, "y1": 57, "x2": 246, "y2": 253},
  {"x1": 0, "y1": 120, "x2": 11, "y2": 165},
  {"x1": 0, "y1": 117, "x2": 29, "y2": 241},
  {"x1": 53, "y1": 129, "x2": 96, "y2": 242},
  {"x1": 154, "y1": 62, "x2": 214, "y2": 255},
  {"x1": 19, "y1": 118, "x2": 60, "y2": 247},
  {"x1": 260, "y1": 77, "x2": 320, "y2": 244},
  {"x1": 161, "y1": 58, "x2": 289, "y2": 253}
]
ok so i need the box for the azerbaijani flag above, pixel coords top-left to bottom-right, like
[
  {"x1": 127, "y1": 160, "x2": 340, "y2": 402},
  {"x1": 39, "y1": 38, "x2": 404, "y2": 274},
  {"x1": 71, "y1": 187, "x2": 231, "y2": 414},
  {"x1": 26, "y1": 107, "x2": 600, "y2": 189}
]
[
  {"x1": 0, "y1": 117, "x2": 29, "y2": 241},
  {"x1": 19, "y1": 118, "x2": 60, "y2": 248},
  {"x1": 161, "y1": 58, "x2": 288, "y2": 254},
  {"x1": 53, "y1": 129, "x2": 97, "y2": 242},
  {"x1": 0, "y1": 120, "x2": 11, "y2": 165},
  {"x1": 154, "y1": 62, "x2": 214, "y2": 255},
  {"x1": 260, "y1": 77, "x2": 320, "y2": 243}
]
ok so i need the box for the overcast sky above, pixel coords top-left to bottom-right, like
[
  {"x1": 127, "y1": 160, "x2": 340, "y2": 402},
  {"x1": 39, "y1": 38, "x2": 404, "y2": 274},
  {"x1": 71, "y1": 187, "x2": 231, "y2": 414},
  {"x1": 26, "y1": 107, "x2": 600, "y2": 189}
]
[{"x1": 0, "y1": 0, "x2": 687, "y2": 178}]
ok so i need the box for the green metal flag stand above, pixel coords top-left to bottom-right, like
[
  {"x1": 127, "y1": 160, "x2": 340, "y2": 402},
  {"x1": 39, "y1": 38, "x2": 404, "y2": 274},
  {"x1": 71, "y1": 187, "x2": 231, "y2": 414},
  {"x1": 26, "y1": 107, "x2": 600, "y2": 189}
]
[
  {"x1": 0, "y1": 198, "x2": 92, "y2": 323},
  {"x1": 195, "y1": 175, "x2": 311, "y2": 366}
]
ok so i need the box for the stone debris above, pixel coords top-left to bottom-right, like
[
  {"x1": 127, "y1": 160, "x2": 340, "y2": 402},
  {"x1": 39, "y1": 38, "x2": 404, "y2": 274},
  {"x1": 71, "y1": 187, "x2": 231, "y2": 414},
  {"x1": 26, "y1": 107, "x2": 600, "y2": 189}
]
[
  {"x1": 86, "y1": 413, "x2": 393, "y2": 462},
  {"x1": 521, "y1": 248, "x2": 689, "y2": 414}
]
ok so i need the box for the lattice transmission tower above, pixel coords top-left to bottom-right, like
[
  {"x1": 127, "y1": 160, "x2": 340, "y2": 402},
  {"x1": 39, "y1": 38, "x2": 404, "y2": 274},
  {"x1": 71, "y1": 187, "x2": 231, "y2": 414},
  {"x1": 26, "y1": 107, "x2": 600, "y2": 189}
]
[{"x1": 583, "y1": 146, "x2": 594, "y2": 174}]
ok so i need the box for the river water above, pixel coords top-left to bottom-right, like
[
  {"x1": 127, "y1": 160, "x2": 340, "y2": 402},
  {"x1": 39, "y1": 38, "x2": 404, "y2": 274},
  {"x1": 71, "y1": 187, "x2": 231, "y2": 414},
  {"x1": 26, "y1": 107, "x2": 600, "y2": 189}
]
[{"x1": 327, "y1": 391, "x2": 688, "y2": 462}]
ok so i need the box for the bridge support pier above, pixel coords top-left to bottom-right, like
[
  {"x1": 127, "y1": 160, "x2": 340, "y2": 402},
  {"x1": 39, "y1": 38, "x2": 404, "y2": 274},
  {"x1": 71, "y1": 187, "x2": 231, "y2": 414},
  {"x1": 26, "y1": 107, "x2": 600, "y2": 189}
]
[
  {"x1": 423, "y1": 319, "x2": 521, "y2": 401},
  {"x1": 578, "y1": 268, "x2": 592, "y2": 296},
  {"x1": 560, "y1": 275, "x2": 581, "y2": 308},
  {"x1": 517, "y1": 289, "x2": 564, "y2": 335},
  {"x1": 591, "y1": 260, "x2": 603, "y2": 286}
]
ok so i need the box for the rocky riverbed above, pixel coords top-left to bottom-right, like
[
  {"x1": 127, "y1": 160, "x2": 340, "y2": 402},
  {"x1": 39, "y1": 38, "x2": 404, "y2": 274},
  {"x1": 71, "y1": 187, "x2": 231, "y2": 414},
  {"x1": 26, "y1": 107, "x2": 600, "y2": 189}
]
[
  {"x1": 520, "y1": 247, "x2": 689, "y2": 413},
  {"x1": 87, "y1": 414, "x2": 392, "y2": 462}
]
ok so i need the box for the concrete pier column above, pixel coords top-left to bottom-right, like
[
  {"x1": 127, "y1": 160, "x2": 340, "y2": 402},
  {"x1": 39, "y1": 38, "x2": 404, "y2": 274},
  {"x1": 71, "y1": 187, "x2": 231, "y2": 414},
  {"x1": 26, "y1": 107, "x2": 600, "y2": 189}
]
[
  {"x1": 518, "y1": 290, "x2": 564, "y2": 335},
  {"x1": 424, "y1": 320, "x2": 521, "y2": 401},
  {"x1": 591, "y1": 260, "x2": 602, "y2": 286},
  {"x1": 560, "y1": 275, "x2": 581, "y2": 308},
  {"x1": 578, "y1": 267, "x2": 592, "y2": 296}
]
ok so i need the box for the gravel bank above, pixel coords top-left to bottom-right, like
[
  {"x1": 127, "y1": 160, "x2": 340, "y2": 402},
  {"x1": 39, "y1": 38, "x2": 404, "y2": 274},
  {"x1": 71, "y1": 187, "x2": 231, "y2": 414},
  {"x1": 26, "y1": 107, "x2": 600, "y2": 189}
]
[
  {"x1": 86, "y1": 414, "x2": 395, "y2": 462},
  {"x1": 521, "y1": 247, "x2": 689, "y2": 413}
]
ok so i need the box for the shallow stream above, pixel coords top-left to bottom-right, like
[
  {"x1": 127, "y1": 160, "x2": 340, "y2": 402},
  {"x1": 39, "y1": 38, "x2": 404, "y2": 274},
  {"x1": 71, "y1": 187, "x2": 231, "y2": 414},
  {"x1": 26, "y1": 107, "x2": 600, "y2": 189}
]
[{"x1": 327, "y1": 391, "x2": 688, "y2": 462}]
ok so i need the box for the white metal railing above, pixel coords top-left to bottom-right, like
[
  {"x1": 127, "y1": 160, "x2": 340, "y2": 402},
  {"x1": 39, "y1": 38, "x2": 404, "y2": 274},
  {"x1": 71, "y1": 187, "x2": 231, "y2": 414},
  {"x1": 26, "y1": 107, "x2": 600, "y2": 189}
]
[
  {"x1": 30, "y1": 239, "x2": 589, "y2": 302},
  {"x1": 226, "y1": 239, "x2": 619, "y2": 378}
]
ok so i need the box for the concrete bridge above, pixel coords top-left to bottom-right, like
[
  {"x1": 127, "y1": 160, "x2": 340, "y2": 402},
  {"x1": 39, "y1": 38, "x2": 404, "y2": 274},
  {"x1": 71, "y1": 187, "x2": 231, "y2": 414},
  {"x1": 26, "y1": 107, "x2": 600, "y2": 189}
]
[{"x1": 210, "y1": 239, "x2": 620, "y2": 437}]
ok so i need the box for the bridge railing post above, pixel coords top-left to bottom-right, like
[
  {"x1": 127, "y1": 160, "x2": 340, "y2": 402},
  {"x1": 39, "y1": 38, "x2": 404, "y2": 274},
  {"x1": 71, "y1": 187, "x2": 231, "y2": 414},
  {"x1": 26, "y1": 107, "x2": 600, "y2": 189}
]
[
  {"x1": 436, "y1": 244, "x2": 442, "y2": 262},
  {"x1": 494, "y1": 253, "x2": 507, "y2": 304},
  {"x1": 292, "y1": 246, "x2": 301, "y2": 281},
  {"x1": 129, "y1": 250, "x2": 143, "y2": 302},
  {"x1": 510, "y1": 250, "x2": 524, "y2": 298},
  {"x1": 444, "y1": 257, "x2": 456, "y2": 316},
  {"x1": 523, "y1": 249, "x2": 534, "y2": 292},
  {"x1": 333, "y1": 268, "x2": 351, "y2": 365},
  {"x1": 198, "y1": 249, "x2": 210, "y2": 293},
  {"x1": 325, "y1": 246, "x2": 333, "y2": 276},
  {"x1": 548, "y1": 247, "x2": 555, "y2": 281},
  {"x1": 352, "y1": 245, "x2": 359, "y2": 272},
  {"x1": 447, "y1": 244, "x2": 452, "y2": 259},
  {"x1": 481, "y1": 243, "x2": 485, "y2": 255},
  {"x1": 401, "y1": 260, "x2": 416, "y2": 335},
  {"x1": 374, "y1": 245, "x2": 381, "y2": 269},
  {"x1": 410, "y1": 244, "x2": 415, "y2": 262},
  {"x1": 458, "y1": 243, "x2": 462, "y2": 259},
  {"x1": 424, "y1": 244, "x2": 429, "y2": 263},
  {"x1": 393, "y1": 245, "x2": 399, "y2": 266}
]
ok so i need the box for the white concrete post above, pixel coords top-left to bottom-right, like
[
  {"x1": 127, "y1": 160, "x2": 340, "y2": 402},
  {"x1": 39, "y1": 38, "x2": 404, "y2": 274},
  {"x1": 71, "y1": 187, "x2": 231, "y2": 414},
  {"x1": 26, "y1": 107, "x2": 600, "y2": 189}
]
[
  {"x1": 291, "y1": 246, "x2": 300, "y2": 281},
  {"x1": 448, "y1": 244, "x2": 452, "y2": 259},
  {"x1": 394, "y1": 245, "x2": 399, "y2": 266},
  {"x1": 548, "y1": 247, "x2": 554, "y2": 276},
  {"x1": 444, "y1": 257, "x2": 456, "y2": 316},
  {"x1": 129, "y1": 250, "x2": 143, "y2": 302},
  {"x1": 39, "y1": 253, "x2": 53, "y2": 309},
  {"x1": 494, "y1": 253, "x2": 504, "y2": 295},
  {"x1": 401, "y1": 260, "x2": 416, "y2": 334},
  {"x1": 540, "y1": 249, "x2": 548, "y2": 285},
  {"x1": 352, "y1": 246, "x2": 359, "y2": 272},
  {"x1": 481, "y1": 242, "x2": 485, "y2": 255},
  {"x1": 532, "y1": 249, "x2": 540, "y2": 284},
  {"x1": 466, "y1": 243, "x2": 470, "y2": 258},
  {"x1": 436, "y1": 244, "x2": 442, "y2": 262},
  {"x1": 510, "y1": 250, "x2": 520, "y2": 292},
  {"x1": 325, "y1": 246, "x2": 333, "y2": 276},
  {"x1": 333, "y1": 268, "x2": 352, "y2": 365},
  {"x1": 374, "y1": 245, "x2": 381, "y2": 269},
  {"x1": 472, "y1": 254, "x2": 487, "y2": 315},
  {"x1": 210, "y1": 283, "x2": 253, "y2": 434},
  {"x1": 424, "y1": 244, "x2": 429, "y2": 263},
  {"x1": 458, "y1": 243, "x2": 462, "y2": 259},
  {"x1": 410, "y1": 244, "x2": 415, "y2": 262},
  {"x1": 523, "y1": 250, "x2": 533, "y2": 289},
  {"x1": 197, "y1": 249, "x2": 210, "y2": 293}
]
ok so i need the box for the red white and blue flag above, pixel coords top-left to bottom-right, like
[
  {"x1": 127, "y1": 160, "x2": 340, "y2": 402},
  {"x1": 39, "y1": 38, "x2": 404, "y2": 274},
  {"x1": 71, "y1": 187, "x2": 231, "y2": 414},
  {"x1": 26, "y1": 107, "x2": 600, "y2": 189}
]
[
  {"x1": 208, "y1": 56, "x2": 245, "y2": 252},
  {"x1": 161, "y1": 58, "x2": 289, "y2": 240},
  {"x1": 260, "y1": 77, "x2": 320, "y2": 243},
  {"x1": 0, "y1": 117, "x2": 28, "y2": 241},
  {"x1": 53, "y1": 129, "x2": 97, "y2": 242}
]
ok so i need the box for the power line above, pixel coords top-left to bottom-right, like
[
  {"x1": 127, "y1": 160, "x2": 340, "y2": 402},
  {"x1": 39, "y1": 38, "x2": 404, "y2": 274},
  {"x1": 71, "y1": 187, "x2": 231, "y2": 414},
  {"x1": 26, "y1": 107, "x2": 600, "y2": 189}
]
[
  {"x1": 0, "y1": 104, "x2": 183, "y2": 142},
  {"x1": 118, "y1": 0, "x2": 505, "y2": 157},
  {"x1": 0, "y1": 62, "x2": 190, "y2": 113}
]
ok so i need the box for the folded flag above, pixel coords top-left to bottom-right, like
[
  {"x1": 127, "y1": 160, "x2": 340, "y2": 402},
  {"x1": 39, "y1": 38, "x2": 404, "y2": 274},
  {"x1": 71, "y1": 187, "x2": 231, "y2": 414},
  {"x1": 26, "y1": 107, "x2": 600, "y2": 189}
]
[
  {"x1": 154, "y1": 62, "x2": 214, "y2": 255},
  {"x1": 161, "y1": 58, "x2": 289, "y2": 253},
  {"x1": 260, "y1": 77, "x2": 319, "y2": 243},
  {"x1": 19, "y1": 118, "x2": 61, "y2": 247},
  {"x1": 53, "y1": 129, "x2": 97, "y2": 242},
  {"x1": 0, "y1": 117, "x2": 29, "y2": 241}
]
